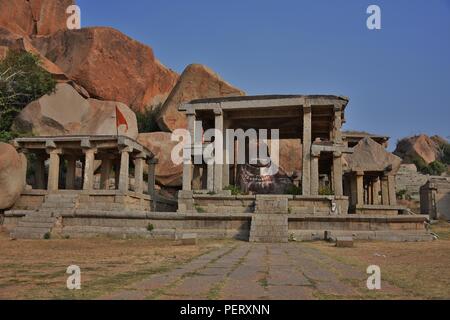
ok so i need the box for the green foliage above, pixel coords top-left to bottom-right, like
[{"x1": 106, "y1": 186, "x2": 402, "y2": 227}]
[
  {"x1": 427, "y1": 161, "x2": 447, "y2": 176},
  {"x1": 147, "y1": 223, "x2": 154, "y2": 232},
  {"x1": 136, "y1": 104, "x2": 161, "y2": 133},
  {"x1": 0, "y1": 50, "x2": 56, "y2": 138},
  {"x1": 412, "y1": 156, "x2": 428, "y2": 173},
  {"x1": 438, "y1": 142, "x2": 450, "y2": 165},
  {"x1": 319, "y1": 185, "x2": 334, "y2": 196},
  {"x1": 43, "y1": 232, "x2": 51, "y2": 240},
  {"x1": 224, "y1": 185, "x2": 245, "y2": 196},
  {"x1": 413, "y1": 155, "x2": 447, "y2": 176},
  {"x1": 194, "y1": 205, "x2": 206, "y2": 213},
  {"x1": 285, "y1": 185, "x2": 302, "y2": 196}
]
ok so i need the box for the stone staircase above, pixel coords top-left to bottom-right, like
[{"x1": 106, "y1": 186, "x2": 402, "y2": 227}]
[
  {"x1": 249, "y1": 195, "x2": 289, "y2": 243},
  {"x1": 11, "y1": 193, "x2": 79, "y2": 240}
]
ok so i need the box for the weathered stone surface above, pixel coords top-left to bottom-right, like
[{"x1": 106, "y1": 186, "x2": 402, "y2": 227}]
[
  {"x1": 0, "y1": 0, "x2": 74, "y2": 37},
  {"x1": 137, "y1": 132, "x2": 183, "y2": 187},
  {"x1": 31, "y1": 27, "x2": 179, "y2": 113},
  {"x1": 344, "y1": 137, "x2": 402, "y2": 174},
  {"x1": 394, "y1": 134, "x2": 442, "y2": 165},
  {"x1": 13, "y1": 83, "x2": 138, "y2": 138},
  {"x1": 156, "y1": 64, "x2": 245, "y2": 132},
  {"x1": 279, "y1": 139, "x2": 302, "y2": 177},
  {"x1": 0, "y1": 143, "x2": 27, "y2": 210}
]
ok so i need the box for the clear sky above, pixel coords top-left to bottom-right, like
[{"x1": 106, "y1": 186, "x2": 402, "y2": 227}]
[{"x1": 76, "y1": 0, "x2": 450, "y2": 150}]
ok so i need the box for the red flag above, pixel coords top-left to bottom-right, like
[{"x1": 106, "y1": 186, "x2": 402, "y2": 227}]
[{"x1": 116, "y1": 106, "x2": 128, "y2": 132}]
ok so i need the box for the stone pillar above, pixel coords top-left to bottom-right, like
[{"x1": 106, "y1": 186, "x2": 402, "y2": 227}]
[
  {"x1": 134, "y1": 153, "x2": 146, "y2": 194},
  {"x1": 35, "y1": 155, "x2": 47, "y2": 190},
  {"x1": 114, "y1": 160, "x2": 120, "y2": 190},
  {"x1": 100, "y1": 158, "x2": 112, "y2": 190},
  {"x1": 388, "y1": 174, "x2": 397, "y2": 205},
  {"x1": 381, "y1": 175, "x2": 390, "y2": 205},
  {"x1": 82, "y1": 148, "x2": 96, "y2": 191},
  {"x1": 356, "y1": 171, "x2": 364, "y2": 206},
  {"x1": 302, "y1": 105, "x2": 312, "y2": 196},
  {"x1": 333, "y1": 105, "x2": 343, "y2": 144},
  {"x1": 182, "y1": 111, "x2": 195, "y2": 191},
  {"x1": 47, "y1": 149, "x2": 61, "y2": 192},
  {"x1": 204, "y1": 154, "x2": 215, "y2": 192},
  {"x1": 311, "y1": 150, "x2": 320, "y2": 196},
  {"x1": 333, "y1": 151, "x2": 343, "y2": 197},
  {"x1": 148, "y1": 159, "x2": 157, "y2": 210},
  {"x1": 214, "y1": 108, "x2": 224, "y2": 193},
  {"x1": 118, "y1": 148, "x2": 131, "y2": 193},
  {"x1": 65, "y1": 156, "x2": 77, "y2": 190},
  {"x1": 373, "y1": 177, "x2": 381, "y2": 205}
]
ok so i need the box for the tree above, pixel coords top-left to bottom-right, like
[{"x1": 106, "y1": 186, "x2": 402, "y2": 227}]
[{"x1": 0, "y1": 50, "x2": 56, "y2": 141}]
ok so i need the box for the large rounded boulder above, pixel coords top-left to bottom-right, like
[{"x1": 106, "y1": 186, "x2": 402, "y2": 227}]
[
  {"x1": 0, "y1": 143, "x2": 27, "y2": 210},
  {"x1": 137, "y1": 132, "x2": 183, "y2": 187},
  {"x1": 13, "y1": 83, "x2": 138, "y2": 139}
]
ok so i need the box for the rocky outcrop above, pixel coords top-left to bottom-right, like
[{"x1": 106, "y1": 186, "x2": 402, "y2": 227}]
[
  {"x1": 279, "y1": 139, "x2": 302, "y2": 177},
  {"x1": 13, "y1": 83, "x2": 138, "y2": 138},
  {"x1": 156, "y1": 64, "x2": 245, "y2": 132},
  {"x1": 31, "y1": 27, "x2": 179, "y2": 113},
  {"x1": 137, "y1": 132, "x2": 183, "y2": 187},
  {"x1": 0, "y1": 0, "x2": 74, "y2": 37},
  {"x1": 344, "y1": 137, "x2": 402, "y2": 174},
  {"x1": 0, "y1": 143, "x2": 27, "y2": 210},
  {"x1": 0, "y1": 27, "x2": 67, "y2": 80},
  {"x1": 394, "y1": 134, "x2": 440, "y2": 165}
]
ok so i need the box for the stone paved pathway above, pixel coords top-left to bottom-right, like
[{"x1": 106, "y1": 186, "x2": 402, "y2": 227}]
[{"x1": 102, "y1": 242, "x2": 377, "y2": 300}]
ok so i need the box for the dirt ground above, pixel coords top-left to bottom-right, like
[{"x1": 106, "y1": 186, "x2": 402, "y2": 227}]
[
  {"x1": 0, "y1": 232, "x2": 228, "y2": 300},
  {"x1": 0, "y1": 222, "x2": 449, "y2": 300}
]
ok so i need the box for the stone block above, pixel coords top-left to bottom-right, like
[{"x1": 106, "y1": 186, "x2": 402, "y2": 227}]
[
  {"x1": 180, "y1": 233, "x2": 198, "y2": 245},
  {"x1": 335, "y1": 237, "x2": 354, "y2": 248}
]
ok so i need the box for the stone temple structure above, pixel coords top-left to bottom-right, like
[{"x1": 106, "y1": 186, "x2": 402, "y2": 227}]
[
  {"x1": 177, "y1": 95, "x2": 431, "y2": 242},
  {"x1": 2, "y1": 95, "x2": 432, "y2": 242}
]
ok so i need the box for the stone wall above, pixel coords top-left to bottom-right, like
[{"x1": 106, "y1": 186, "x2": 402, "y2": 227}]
[
  {"x1": 421, "y1": 177, "x2": 450, "y2": 220},
  {"x1": 184, "y1": 194, "x2": 349, "y2": 216},
  {"x1": 2, "y1": 210, "x2": 431, "y2": 242},
  {"x1": 396, "y1": 164, "x2": 429, "y2": 201}
]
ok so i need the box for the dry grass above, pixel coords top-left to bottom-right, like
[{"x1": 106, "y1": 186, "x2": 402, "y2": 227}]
[
  {"x1": 0, "y1": 232, "x2": 226, "y2": 300},
  {"x1": 307, "y1": 222, "x2": 450, "y2": 300}
]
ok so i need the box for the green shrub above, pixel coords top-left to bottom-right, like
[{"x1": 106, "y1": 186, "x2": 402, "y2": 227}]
[
  {"x1": 43, "y1": 232, "x2": 51, "y2": 240},
  {"x1": 147, "y1": 223, "x2": 154, "y2": 232},
  {"x1": 136, "y1": 104, "x2": 161, "y2": 133},
  {"x1": 224, "y1": 185, "x2": 244, "y2": 196},
  {"x1": 427, "y1": 161, "x2": 447, "y2": 176},
  {"x1": 319, "y1": 185, "x2": 334, "y2": 196},
  {"x1": 0, "y1": 50, "x2": 56, "y2": 139},
  {"x1": 285, "y1": 185, "x2": 301, "y2": 196}
]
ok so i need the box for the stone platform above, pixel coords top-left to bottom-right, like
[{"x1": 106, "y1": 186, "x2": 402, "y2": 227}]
[{"x1": 2, "y1": 210, "x2": 432, "y2": 242}]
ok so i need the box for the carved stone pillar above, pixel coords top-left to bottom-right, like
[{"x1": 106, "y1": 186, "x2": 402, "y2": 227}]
[
  {"x1": 134, "y1": 153, "x2": 146, "y2": 194},
  {"x1": 333, "y1": 151, "x2": 343, "y2": 197},
  {"x1": 302, "y1": 104, "x2": 312, "y2": 196},
  {"x1": 356, "y1": 171, "x2": 364, "y2": 206},
  {"x1": 214, "y1": 108, "x2": 224, "y2": 193},
  {"x1": 311, "y1": 150, "x2": 320, "y2": 196},
  {"x1": 118, "y1": 148, "x2": 131, "y2": 193},
  {"x1": 82, "y1": 148, "x2": 96, "y2": 191},
  {"x1": 47, "y1": 148, "x2": 61, "y2": 192}
]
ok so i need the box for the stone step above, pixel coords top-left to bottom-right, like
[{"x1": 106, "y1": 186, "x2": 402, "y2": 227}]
[
  {"x1": 11, "y1": 231, "x2": 48, "y2": 240},
  {"x1": 249, "y1": 213, "x2": 288, "y2": 243},
  {"x1": 42, "y1": 202, "x2": 77, "y2": 209},
  {"x1": 18, "y1": 221, "x2": 56, "y2": 228}
]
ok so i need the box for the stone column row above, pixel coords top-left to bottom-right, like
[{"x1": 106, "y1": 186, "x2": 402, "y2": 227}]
[{"x1": 355, "y1": 172, "x2": 397, "y2": 206}]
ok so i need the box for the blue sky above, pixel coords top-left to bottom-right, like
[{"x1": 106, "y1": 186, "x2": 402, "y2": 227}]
[{"x1": 77, "y1": 0, "x2": 450, "y2": 150}]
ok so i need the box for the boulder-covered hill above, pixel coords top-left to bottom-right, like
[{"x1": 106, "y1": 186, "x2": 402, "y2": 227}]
[
  {"x1": 394, "y1": 134, "x2": 449, "y2": 165},
  {"x1": 31, "y1": 27, "x2": 179, "y2": 113},
  {"x1": 0, "y1": 0, "x2": 74, "y2": 37}
]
